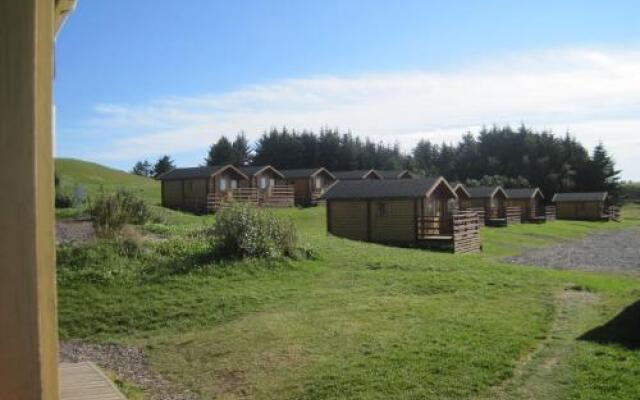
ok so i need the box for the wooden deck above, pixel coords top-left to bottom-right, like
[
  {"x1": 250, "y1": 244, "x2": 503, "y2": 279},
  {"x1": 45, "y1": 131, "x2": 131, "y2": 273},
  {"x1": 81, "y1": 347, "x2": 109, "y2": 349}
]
[{"x1": 60, "y1": 362, "x2": 126, "y2": 400}]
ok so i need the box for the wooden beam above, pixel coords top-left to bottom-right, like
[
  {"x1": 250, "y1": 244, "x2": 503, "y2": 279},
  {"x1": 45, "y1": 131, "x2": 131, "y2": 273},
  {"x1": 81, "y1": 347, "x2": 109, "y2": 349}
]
[{"x1": 0, "y1": 0, "x2": 59, "y2": 399}]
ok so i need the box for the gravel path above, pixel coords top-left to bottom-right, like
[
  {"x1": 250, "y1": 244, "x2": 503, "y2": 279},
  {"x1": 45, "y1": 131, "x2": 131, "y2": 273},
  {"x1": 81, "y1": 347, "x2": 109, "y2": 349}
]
[
  {"x1": 56, "y1": 219, "x2": 96, "y2": 245},
  {"x1": 60, "y1": 340, "x2": 196, "y2": 400},
  {"x1": 505, "y1": 229, "x2": 640, "y2": 274}
]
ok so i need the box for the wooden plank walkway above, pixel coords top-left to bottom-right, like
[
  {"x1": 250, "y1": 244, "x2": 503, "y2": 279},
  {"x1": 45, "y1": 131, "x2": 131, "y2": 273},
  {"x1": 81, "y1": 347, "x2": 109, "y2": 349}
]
[{"x1": 60, "y1": 362, "x2": 126, "y2": 400}]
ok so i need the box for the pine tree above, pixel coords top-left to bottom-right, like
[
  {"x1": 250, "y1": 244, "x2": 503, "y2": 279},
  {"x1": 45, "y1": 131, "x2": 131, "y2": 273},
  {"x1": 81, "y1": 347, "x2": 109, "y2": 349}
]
[
  {"x1": 232, "y1": 132, "x2": 252, "y2": 166},
  {"x1": 131, "y1": 160, "x2": 152, "y2": 177},
  {"x1": 153, "y1": 155, "x2": 175, "y2": 178},
  {"x1": 205, "y1": 136, "x2": 235, "y2": 166}
]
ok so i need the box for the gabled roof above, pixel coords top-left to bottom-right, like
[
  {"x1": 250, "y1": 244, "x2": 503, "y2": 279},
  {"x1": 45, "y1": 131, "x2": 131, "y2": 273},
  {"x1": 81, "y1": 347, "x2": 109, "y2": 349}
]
[
  {"x1": 450, "y1": 182, "x2": 471, "y2": 198},
  {"x1": 505, "y1": 188, "x2": 544, "y2": 200},
  {"x1": 466, "y1": 186, "x2": 508, "y2": 199},
  {"x1": 552, "y1": 192, "x2": 608, "y2": 202},
  {"x1": 280, "y1": 168, "x2": 336, "y2": 180},
  {"x1": 376, "y1": 170, "x2": 412, "y2": 179},
  {"x1": 322, "y1": 177, "x2": 455, "y2": 200},
  {"x1": 239, "y1": 165, "x2": 285, "y2": 179},
  {"x1": 158, "y1": 165, "x2": 248, "y2": 181},
  {"x1": 332, "y1": 169, "x2": 382, "y2": 180}
]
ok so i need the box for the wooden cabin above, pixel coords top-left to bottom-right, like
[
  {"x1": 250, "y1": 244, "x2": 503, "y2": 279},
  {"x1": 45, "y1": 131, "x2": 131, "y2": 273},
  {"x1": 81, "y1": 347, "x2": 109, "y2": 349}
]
[
  {"x1": 280, "y1": 168, "x2": 337, "y2": 206},
  {"x1": 332, "y1": 169, "x2": 383, "y2": 180},
  {"x1": 505, "y1": 188, "x2": 546, "y2": 222},
  {"x1": 323, "y1": 178, "x2": 481, "y2": 253},
  {"x1": 159, "y1": 165, "x2": 249, "y2": 213},
  {"x1": 552, "y1": 192, "x2": 616, "y2": 221},
  {"x1": 239, "y1": 166, "x2": 294, "y2": 207},
  {"x1": 450, "y1": 182, "x2": 471, "y2": 213},
  {"x1": 464, "y1": 186, "x2": 517, "y2": 226},
  {"x1": 376, "y1": 170, "x2": 414, "y2": 179}
]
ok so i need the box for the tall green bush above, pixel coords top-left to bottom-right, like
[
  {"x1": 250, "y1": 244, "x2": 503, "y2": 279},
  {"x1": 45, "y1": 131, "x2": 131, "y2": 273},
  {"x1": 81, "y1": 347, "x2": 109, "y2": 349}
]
[
  {"x1": 209, "y1": 204, "x2": 298, "y2": 259},
  {"x1": 89, "y1": 190, "x2": 150, "y2": 233}
]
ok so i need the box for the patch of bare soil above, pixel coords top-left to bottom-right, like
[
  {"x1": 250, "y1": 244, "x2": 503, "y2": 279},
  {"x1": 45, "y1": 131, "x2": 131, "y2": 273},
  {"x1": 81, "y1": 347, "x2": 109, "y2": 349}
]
[
  {"x1": 505, "y1": 229, "x2": 640, "y2": 275},
  {"x1": 478, "y1": 287, "x2": 600, "y2": 400},
  {"x1": 56, "y1": 219, "x2": 96, "y2": 245},
  {"x1": 60, "y1": 340, "x2": 196, "y2": 400}
]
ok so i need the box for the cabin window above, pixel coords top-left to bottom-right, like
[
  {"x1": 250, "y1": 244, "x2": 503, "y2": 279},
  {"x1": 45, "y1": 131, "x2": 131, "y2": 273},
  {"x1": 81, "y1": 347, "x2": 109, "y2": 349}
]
[
  {"x1": 259, "y1": 176, "x2": 268, "y2": 189},
  {"x1": 219, "y1": 178, "x2": 227, "y2": 191},
  {"x1": 315, "y1": 176, "x2": 323, "y2": 189},
  {"x1": 231, "y1": 179, "x2": 238, "y2": 189},
  {"x1": 376, "y1": 202, "x2": 389, "y2": 217}
]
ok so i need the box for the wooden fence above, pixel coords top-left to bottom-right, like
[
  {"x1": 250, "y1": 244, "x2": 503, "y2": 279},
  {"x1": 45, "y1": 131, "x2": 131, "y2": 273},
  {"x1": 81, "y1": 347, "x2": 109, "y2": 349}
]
[
  {"x1": 608, "y1": 206, "x2": 620, "y2": 221},
  {"x1": 545, "y1": 206, "x2": 557, "y2": 221},
  {"x1": 505, "y1": 206, "x2": 522, "y2": 224},
  {"x1": 463, "y1": 207, "x2": 486, "y2": 227},
  {"x1": 452, "y1": 211, "x2": 481, "y2": 254}
]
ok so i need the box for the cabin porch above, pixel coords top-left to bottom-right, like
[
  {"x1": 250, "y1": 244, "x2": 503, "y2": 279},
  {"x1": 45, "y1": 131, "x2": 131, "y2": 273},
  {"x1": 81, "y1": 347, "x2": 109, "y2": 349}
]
[{"x1": 416, "y1": 211, "x2": 481, "y2": 254}]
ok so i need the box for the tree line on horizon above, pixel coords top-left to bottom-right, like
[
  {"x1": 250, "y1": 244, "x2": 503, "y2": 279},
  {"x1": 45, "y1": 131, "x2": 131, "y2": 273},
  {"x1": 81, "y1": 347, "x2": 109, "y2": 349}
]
[{"x1": 131, "y1": 125, "x2": 621, "y2": 198}]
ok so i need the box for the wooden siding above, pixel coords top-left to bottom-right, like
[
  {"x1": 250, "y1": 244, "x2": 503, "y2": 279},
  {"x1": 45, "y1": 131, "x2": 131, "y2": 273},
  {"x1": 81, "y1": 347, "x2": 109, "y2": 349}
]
[
  {"x1": 328, "y1": 200, "x2": 368, "y2": 240},
  {"x1": 369, "y1": 199, "x2": 416, "y2": 243},
  {"x1": 556, "y1": 201, "x2": 603, "y2": 220}
]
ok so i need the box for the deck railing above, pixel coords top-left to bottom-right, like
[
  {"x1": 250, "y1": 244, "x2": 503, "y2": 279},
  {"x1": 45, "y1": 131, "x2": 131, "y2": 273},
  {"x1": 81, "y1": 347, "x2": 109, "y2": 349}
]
[
  {"x1": 416, "y1": 215, "x2": 447, "y2": 239},
  {"x1": 206, "y1": 188, "x2": 260, "y2": 212},
  {"x1": 505, "y1": 206, "x2": 522, "y2": 224},
  {"x1": 545, "y1": 206, "x2": 557, "y2": 221},
  {"x1": 262, "y1": 185, "x2": 295, "y2": 207},
  {"x1": 607, "y1": 205, "x2": 620, "y2": 221}
]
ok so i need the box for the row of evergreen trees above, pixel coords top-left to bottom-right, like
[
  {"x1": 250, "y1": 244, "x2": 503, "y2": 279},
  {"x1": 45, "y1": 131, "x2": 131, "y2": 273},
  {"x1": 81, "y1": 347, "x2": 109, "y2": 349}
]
[{"x1": 131, "y1": 125, "x2": 621, "y2": 198}]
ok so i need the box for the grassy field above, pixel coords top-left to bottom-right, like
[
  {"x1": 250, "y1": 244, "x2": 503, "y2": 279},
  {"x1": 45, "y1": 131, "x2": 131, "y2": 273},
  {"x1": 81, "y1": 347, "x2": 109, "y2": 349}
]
[
  {"x1": 55, "y1": 158, "x2": 160, "y2": 206},
  {"x1": 55, "y1": 162, "x2": 640, "y2": 399}
]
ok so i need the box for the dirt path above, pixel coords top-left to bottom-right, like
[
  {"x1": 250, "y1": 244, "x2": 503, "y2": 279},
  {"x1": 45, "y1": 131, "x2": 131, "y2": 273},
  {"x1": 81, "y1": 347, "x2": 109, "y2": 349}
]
[
  {"x1": 478, "y1": 287, "x2": 600, "y2": 400},
  {"x1": 505, "y1": 229, "x2": 640, "y2": 275}
]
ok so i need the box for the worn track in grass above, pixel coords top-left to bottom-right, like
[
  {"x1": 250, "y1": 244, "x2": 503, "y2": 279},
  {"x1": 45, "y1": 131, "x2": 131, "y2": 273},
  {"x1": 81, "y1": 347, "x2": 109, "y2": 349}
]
[{"x1": 478, "y1": 288, "x2": 600, "y2": 400}]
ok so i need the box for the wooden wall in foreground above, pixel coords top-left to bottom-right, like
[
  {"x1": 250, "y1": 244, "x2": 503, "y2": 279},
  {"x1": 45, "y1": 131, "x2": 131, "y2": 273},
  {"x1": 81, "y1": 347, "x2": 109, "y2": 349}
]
[{"x1": 0, "y1": 1, "x2": 59, "y2": 398}]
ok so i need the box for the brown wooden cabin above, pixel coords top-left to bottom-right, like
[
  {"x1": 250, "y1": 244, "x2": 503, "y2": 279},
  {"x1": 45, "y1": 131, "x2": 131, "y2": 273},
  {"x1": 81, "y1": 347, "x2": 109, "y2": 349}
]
[
  {"x1": 463, "y1": 186, "x2": 515, "y2": 226},
  {"x1": 159, "y1": 165, "x2": 249, "y2": 213},
  {"x1": 375, "y1": 170, "x2": 414, "y2": 179},
  {"x1": 450, "y1": 182, "x2": 471, "y2": 213},
  {"x1": 505, "y1": 188, "x2": 546, "y2": 223},
  {"x1": 322, "y1": 178, "x2": 481, "y2": 253},
  {"x1": 332, "y1": 169, "x2": 383, "y2": 180},
  {"x1": 280, "y1": 168, "x2": 336, "y2": 206},
  {"x1": 552, "y1": 192, "x2": 616, "y2": 221},
  {"x1": 239, "y1": 166, "x2": 294, "y2": 207}
]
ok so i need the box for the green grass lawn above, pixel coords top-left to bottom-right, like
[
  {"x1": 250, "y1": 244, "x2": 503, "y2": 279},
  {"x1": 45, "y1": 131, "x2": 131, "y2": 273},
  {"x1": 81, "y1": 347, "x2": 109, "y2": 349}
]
[{"x1": 57, "y1": 200, "x2": 640, "y2": 399}]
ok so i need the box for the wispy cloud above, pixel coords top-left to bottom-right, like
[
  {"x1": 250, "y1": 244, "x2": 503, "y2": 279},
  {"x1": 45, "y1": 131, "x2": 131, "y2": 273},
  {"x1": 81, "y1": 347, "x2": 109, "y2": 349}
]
[{"x1": 61, "y1": 48, "x2": 640, "y2": 179}]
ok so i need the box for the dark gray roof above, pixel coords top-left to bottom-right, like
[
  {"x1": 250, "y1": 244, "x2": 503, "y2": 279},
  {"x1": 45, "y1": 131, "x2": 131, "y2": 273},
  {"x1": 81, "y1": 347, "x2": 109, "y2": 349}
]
[
  {"x1": 158, "y1": 165, "x2": 226, "y2": 180},
  {"x1": 332, "y1": 169, "x2": 380, "y2": 180},
  {"x1": 466, "y1": 186, "x2": 507, "y2": 199},
  {"x1": 451, "y1": 182, "x2": 470, "y2": 197},
  {"x1": 505, "y1": 188, "x2": 544, "y2": 200},
  {"x1": 323, "y1": 177, "x2": 445, "y2": 200},
  {"x1": 239, "y1": 165, "x2": 284, "y2": 179},
  {"x1": 552, "y1": 192, "x2": 608, "y2": 202},
  {"x1": 376, "y1": 170, "x2": 411, "y2": 179},
  {"x1": 280, "y1": 168, "x2": 335, "y2": 179}
]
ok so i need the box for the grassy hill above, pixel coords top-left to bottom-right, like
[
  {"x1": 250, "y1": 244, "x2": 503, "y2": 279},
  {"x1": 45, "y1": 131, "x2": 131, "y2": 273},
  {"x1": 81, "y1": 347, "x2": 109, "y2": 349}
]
[
  {"x1": 621, "y1": 182, "x2": 640, "y2": 203},
  {"x1": 55, "y1": 158, "x2": 160, "y2": 205}
]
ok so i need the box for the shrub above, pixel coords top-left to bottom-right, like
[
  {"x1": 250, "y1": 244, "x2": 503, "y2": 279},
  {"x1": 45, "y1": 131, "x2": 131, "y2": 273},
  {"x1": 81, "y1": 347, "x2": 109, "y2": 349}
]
[
  {"x1": 89, "y1": 190, "x2": 150, "y2": 234},
  {"x1": 209, "y1": 204, "x2": 298, "y2": 259},
  {"x1": 55, "y1": 192, "x2": 73, "y2": 208}
]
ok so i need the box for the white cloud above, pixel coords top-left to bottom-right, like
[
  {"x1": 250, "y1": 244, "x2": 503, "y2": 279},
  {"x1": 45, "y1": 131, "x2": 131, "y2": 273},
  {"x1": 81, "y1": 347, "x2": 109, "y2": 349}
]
[{"x1": 70, "y1": 48, "x2": 640, "y2": 179}]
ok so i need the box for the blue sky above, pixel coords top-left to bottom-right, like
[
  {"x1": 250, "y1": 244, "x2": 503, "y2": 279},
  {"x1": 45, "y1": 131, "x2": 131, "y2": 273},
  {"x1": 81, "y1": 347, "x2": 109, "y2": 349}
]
[{"x1": 55, "y1": 1, "x2": 640, "y2": 179}]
